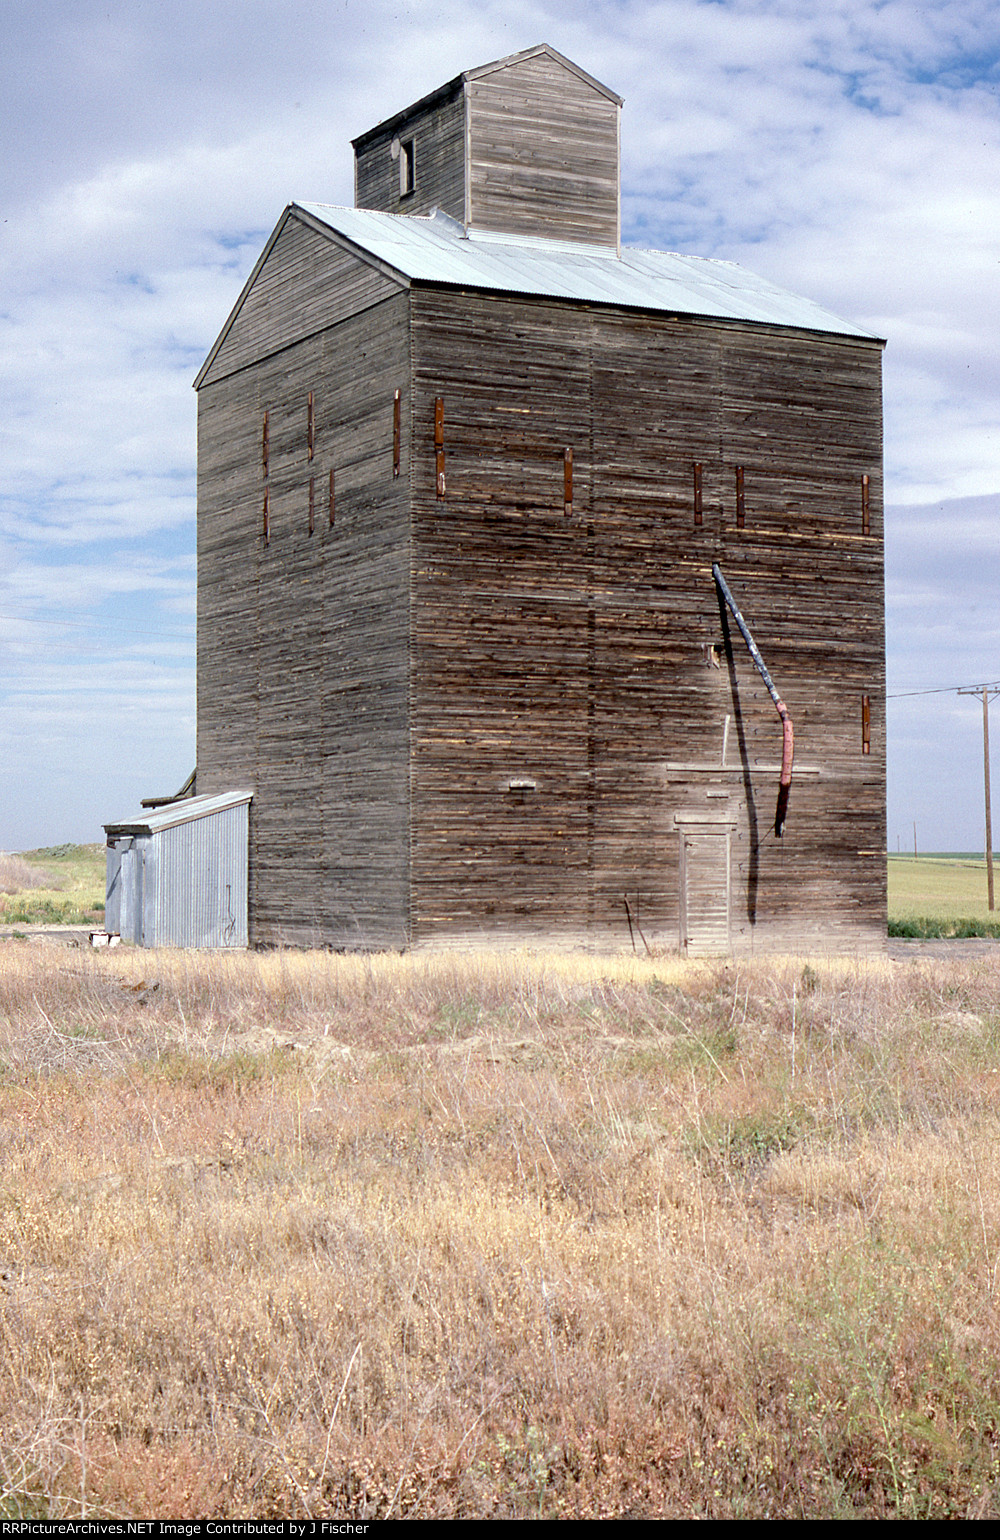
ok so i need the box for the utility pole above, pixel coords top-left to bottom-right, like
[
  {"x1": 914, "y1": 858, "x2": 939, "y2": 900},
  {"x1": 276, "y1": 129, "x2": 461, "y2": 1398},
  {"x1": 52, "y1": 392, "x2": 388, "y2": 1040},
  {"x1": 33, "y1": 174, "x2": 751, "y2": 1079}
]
[{"x1": 958, "y1": 684, "x2": 999, "y2": 912}]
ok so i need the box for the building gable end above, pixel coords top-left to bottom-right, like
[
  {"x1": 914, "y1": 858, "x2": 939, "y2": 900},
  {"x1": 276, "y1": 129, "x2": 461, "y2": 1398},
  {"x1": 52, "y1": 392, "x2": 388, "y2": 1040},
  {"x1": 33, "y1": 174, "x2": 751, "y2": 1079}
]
[
  {"x1": 196, "y1": 208, "x2": 407, "y2": 389},
  {"x1": 463, "y1": 43, "x2": 622, "y2": 106}
]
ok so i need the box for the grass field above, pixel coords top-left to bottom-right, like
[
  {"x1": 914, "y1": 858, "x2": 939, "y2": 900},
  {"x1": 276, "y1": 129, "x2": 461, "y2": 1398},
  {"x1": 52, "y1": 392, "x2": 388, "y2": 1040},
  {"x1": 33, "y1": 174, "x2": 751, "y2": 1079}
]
[
  {"x1": 887, "y1": 854, "x2": 1000, "y2": 935},
  {"x1": 0, "y1": 845, "x2": 105, "y2": 927},
  {"x1": 2, "y1": 943, "x2": 1000, "y2": 1519}
]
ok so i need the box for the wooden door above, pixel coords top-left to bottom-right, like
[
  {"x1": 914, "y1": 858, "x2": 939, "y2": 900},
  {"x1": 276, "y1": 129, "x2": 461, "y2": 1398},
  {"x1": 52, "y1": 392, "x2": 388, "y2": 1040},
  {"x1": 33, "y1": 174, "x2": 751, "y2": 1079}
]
[{"x1": 679, "y1": 824, "x2": 731, "y2": 954}]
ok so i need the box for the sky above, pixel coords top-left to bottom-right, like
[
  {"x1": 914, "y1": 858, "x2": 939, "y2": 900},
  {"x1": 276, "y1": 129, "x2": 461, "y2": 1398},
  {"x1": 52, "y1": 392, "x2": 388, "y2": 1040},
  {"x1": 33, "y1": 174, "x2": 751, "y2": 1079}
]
[{"x1": 2, "y1": 0, "x2": 999, "y2": 854}]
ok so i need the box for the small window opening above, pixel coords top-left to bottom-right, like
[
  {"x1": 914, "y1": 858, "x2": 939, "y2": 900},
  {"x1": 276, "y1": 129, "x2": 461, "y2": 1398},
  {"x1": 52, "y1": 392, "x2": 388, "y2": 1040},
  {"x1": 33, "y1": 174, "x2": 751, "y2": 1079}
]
[
  {"x1": 693, "y1": 462, "x2": 703, "y2": 525},
  {"x1": 862, "y1": 694, "x2": 871, "y2": 755},
  {"x1": 399, "y1": 139, "x2": 415, "y2": 198},
  {"x1": 861, "y1": 473, "x2": 871, "y2": 536},
  {"x1": 735, "y1": 466, "x2": 745, "y2": 529}
]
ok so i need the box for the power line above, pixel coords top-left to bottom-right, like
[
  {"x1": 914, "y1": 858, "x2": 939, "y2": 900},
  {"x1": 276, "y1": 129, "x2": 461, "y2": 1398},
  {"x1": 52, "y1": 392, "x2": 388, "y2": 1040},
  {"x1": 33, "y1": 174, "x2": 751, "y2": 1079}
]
[
  {"x1": 0, "y1": 611, "x2": 193, "y2": 641},
  {"x1": 888, "y1": 680, "x2": 1000, "y2": 699}
]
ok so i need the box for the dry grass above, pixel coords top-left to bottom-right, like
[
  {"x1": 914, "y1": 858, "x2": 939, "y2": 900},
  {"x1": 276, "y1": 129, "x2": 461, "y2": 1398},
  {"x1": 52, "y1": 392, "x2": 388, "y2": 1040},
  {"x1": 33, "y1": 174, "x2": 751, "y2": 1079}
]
[
  {"x1": 2, "y1": 943, "x2": 1000, "y2": 1518},
  {"x1": 0, "y1": 854, "x2": 58, "y2": 895}
]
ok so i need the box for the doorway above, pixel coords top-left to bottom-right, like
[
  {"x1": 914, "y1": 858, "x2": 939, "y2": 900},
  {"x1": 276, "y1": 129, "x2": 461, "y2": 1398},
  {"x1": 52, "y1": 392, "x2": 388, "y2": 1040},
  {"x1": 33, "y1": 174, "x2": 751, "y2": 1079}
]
[{"x1": 677, "y1": 816, "x2": 733, "y2": 954}]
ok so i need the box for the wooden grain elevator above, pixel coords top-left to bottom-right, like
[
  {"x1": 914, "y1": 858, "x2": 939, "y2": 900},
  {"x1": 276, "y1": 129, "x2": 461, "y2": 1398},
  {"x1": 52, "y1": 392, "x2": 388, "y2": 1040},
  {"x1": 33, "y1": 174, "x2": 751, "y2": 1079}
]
[{"x1": 194, "y1": 43, "x2": 886, "y2": 953}]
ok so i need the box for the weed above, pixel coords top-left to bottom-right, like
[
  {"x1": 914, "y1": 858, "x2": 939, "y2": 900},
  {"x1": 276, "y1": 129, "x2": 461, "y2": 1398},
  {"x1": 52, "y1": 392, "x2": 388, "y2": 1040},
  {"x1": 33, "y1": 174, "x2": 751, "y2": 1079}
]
[
  {"x1": 685, "y1": 1106, "x2": 812, "y2": 1173},
  {"x1": 1, "y1": 946, "x2": 999, "y2": 1516},
  {"x1": 889, "y1": 917, "x2": 1000, "y2": 940},
  {"x1": 29, "y1": 844, "x2": 99, "y2": 861},
  {"x1": 0, "y1": 854, "x2": 59, "y2": 895}
]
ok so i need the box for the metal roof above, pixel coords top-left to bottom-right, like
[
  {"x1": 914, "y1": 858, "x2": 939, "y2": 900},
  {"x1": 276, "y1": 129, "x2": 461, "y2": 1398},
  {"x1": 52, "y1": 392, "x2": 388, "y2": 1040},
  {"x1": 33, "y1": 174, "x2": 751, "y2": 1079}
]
[
  {"x1": 295, "y1": 203, "x2": 878, "y2": 340},
  {"x1": 105, "y1": 789, "x2": 253, "y2": 838}
]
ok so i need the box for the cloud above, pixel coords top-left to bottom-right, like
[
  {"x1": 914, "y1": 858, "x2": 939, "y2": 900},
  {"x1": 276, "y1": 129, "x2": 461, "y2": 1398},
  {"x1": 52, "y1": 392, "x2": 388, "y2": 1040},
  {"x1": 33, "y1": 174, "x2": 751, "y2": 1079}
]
[
  {"x1": 1, "y1": 0, "x2": 998, "y2": 848},
  {"x1": 885, "y1": 492, "x2": 1000, "y2": 851}
]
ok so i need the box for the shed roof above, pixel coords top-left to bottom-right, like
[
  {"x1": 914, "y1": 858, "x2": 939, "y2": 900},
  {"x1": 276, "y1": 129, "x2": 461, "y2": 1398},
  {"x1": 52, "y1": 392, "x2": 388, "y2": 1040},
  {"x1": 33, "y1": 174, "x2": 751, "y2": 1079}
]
[
  {"x1": 293, "y1": 203, "x2": 879, "y2": 340},
  {"x1": 105, "y1": 789, "x2": 253, "y2": 838}
]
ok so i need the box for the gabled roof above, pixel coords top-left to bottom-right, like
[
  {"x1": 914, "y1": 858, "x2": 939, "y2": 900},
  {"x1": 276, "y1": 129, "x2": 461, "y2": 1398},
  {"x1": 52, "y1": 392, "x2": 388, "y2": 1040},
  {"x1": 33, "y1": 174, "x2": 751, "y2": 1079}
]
[
  {"x1": 351, "y1": 43, "x2": 621, "y2": 151},
  {"x1": 194, "y1": 205, "x2": 406, "y2": 387},
  {"x1": 465, "y1": 42, "x2": 621, "y2": 102},
  {"x1": 292, "y1": 203, "x2": 879, "y2": 340}
]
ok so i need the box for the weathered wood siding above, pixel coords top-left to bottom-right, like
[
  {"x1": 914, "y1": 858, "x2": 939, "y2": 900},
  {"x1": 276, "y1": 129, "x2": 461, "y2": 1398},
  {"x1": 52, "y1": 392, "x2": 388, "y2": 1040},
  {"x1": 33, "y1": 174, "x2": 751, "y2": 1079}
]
[
  {"x1": 408, "y1": 291, "x2": 592, "y2": 942},
  {"x1": 197, "y1": 233, "x2": 412, "y2": 946},
  {"x1": 353, "y1": 50, "x2": 621, "y2": 246},
  {"x1": 200, "y1": 214, "x2": 400, "y2": 388},
  {"x1": 354, "y1": 82, "x2": 466, "y2": 222},
  {"x1": 408, "y1": 286, "x2": 884, "y2": 951},
  {"x1": 466, "y1": 54, "x2": 620, "y2": 245},
  {"x1": 198, "y1": 217, "x2": 884, "y2": 954}
]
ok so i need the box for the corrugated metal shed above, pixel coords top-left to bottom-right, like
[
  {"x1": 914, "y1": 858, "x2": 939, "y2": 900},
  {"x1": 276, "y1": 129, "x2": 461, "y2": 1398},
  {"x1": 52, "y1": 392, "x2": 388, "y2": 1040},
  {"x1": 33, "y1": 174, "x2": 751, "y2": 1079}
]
[
  {"x1": 293, "y1": 202, "x2": 877, "y2": 339},
  {"x1": 104, "y1": 790, "x2": 252, "y2": 948}
]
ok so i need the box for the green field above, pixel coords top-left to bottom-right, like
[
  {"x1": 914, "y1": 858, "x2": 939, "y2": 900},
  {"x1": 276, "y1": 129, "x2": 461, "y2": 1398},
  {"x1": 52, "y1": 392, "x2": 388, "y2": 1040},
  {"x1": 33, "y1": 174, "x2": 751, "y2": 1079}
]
[
  {"x1": 888, "y1": 853, "x2": 1000, "y2": 936},
  {"x1": 0, "y1": 844, "x2": 106, "y2": 926}
]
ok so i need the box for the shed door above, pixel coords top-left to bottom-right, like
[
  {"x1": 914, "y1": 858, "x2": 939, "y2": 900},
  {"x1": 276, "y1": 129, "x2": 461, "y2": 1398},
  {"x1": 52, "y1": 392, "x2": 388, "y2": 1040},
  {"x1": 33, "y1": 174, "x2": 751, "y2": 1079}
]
[
  {"x1": 679, "y1": 827, "x2": 731, "y2": 955},
  {"x1": 119, "y1": 840, "x2": 146, "y2": 945}
]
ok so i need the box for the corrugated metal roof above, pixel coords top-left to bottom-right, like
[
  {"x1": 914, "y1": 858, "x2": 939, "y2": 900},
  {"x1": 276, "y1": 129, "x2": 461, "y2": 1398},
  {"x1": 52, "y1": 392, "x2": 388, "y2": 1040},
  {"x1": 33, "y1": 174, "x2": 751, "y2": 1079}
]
[
  {"x1": 295, "y1": 203, "x2": 877, "y2": 340},
  {"x1": 105, "y1": 788, "x2": 253, "y2": 838}
]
